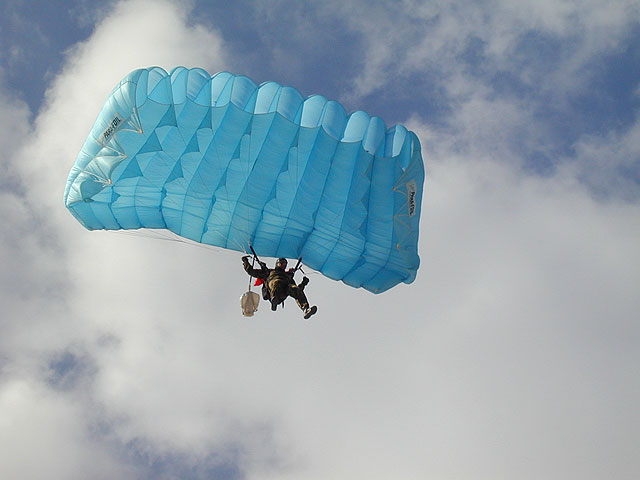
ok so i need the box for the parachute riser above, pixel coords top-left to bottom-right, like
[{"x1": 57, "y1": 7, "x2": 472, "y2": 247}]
[
  {"x1": 292, "y1": 257, "x2": 304, "y2": 275},
  {"x1": 248, "y1": 254, "x2": 255, "y2": 292},
  {"x1": 249, "y1": 244, "x2": 267, "y2": 270}
]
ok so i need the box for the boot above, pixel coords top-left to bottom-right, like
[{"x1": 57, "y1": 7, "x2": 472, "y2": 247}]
[{"x1": 303, "y1": 305, "x2": 317, "y2": 319}]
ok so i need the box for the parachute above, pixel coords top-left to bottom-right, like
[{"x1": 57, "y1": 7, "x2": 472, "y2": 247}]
[{"x1": 64, "y1": 67, "x2": 424, "y2": 293}]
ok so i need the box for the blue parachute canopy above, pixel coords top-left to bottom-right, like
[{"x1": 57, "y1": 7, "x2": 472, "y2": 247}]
[{"x1": 64, "y1": 67, "x2": 424, "y2": 293}]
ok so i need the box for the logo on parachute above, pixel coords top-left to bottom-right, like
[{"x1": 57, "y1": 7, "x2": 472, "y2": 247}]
[
  {"x1": 98, "y1": 114, "x2": 124, "y2": 145},
  {"x1": 406, "y1": 179, "x2": 417, "y2": 217}
]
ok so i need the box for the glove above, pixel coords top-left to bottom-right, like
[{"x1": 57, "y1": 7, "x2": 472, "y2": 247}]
[{"x1": 242, "y1": 255, "x2": 250, "y2": 264}]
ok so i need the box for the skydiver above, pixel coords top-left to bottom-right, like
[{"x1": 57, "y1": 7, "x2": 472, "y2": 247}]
[{"x1": 242, "y1": 256, "x2": 317, "y2": 319}]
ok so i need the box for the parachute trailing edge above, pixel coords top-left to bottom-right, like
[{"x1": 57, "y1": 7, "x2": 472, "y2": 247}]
[{"x1": 64, "y1": 67, "x2": 425, "y2": 293}]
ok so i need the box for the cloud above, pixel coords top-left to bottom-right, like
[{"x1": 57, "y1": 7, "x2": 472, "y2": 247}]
[
  {"x1": 566, "y1": 117, "x2": 640, "y2": 199},
  {"x1": 327, "y1": 0, "x2": 640, "y2": 198},
  {"x1": 0, "y1": 0, "x2": 248, "y2": 477},
  {"x1": 1, "y1": 0, "x2": 639, "y2": 479},
  {"x1": 0, "y1": 378, "x2": 136, "y2": 480},
  {"x1": 0, "y1": 71, "x2": 74, "y2": 370},
  {"x1": 335, "y1": 0, "x2": 639, "y2": 99},
  {"x1": 399, "y1": 131, "x2": 640, "y2": 478}
]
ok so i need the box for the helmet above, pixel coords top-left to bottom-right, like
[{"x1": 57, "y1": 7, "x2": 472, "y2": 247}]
[{"x1": 275, "y1": 257, "x2": 288, "y2": 269}]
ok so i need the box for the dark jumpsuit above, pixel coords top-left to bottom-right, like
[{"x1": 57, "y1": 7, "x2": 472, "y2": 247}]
[{"x1": 243, "y1": 262, "x2": 311, "y2": 312}]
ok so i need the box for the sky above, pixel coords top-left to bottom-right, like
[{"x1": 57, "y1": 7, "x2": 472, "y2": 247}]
[{"x1": 1, "y1": 0, "x2": 639, "y2": 479}]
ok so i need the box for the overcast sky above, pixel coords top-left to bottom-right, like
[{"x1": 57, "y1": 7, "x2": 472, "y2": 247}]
[{"x1": 1, "y1": 1, "x2": 639, "y2": 479}]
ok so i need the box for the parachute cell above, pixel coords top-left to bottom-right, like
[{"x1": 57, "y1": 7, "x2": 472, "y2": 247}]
[{"x1": 64, "y1": 67, "x2": 425, "y2": 293}]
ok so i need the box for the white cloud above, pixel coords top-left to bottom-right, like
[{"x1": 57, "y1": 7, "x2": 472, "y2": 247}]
[
  {"x1": 329, "y1": 0, "x2": 640, "y2": 195},
  {"x1": 22, "y1": 0, "x2": 225, "y2": 208},
  {"x1": 1, "y1": 0, "x2": 237, "y2": 477},
  {"x1": 0, "y1": 378, "x2": 135, "y2": 480},
  {"x1": 1, "y1": 0, "x2": 639, "y2": 479},
  {"x1": 336, "y1": 0, "x2": 639, "y2": 100},
  {"x1": 0, "y1": 73, "x2": 76, "y2": 368},
  {"x1": 567, "y1": 118, "x2": 640, "y2": 199}
]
